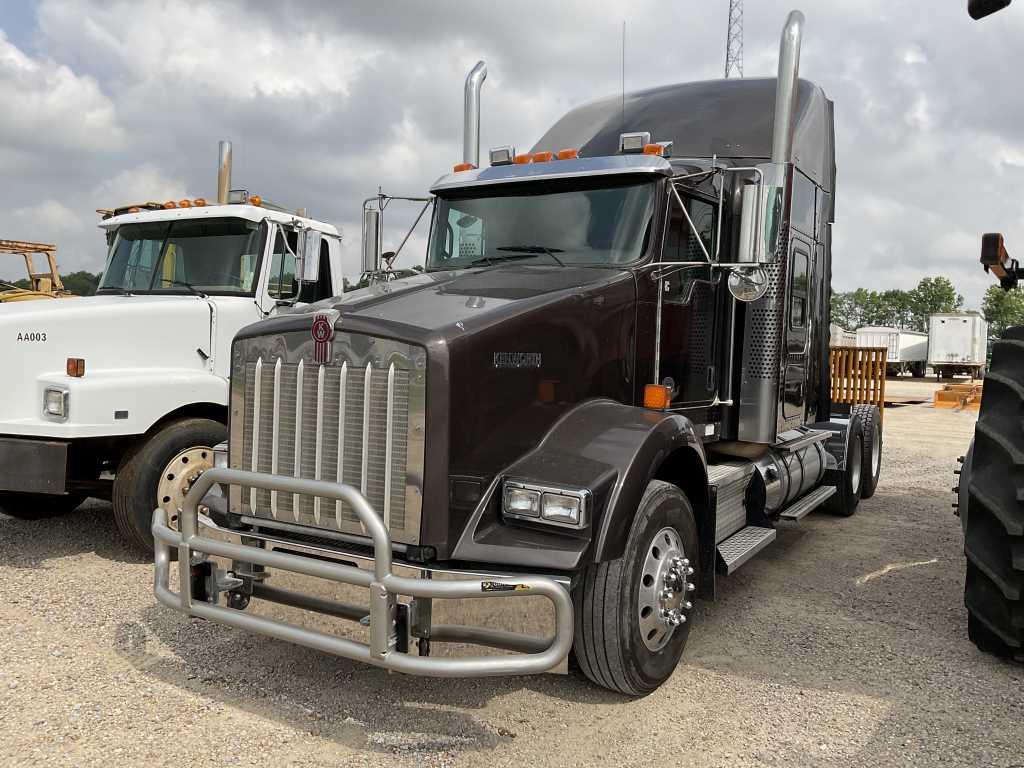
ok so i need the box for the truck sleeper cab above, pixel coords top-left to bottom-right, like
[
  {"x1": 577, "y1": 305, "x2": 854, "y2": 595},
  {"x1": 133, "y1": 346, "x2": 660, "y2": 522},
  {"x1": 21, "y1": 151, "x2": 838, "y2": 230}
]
[
  {"x1": 154, "y1": 11, "x2": 882, "y2": 696},
  {"x1": 0, "y1": 143, "x2": 344, "y2": 551}
]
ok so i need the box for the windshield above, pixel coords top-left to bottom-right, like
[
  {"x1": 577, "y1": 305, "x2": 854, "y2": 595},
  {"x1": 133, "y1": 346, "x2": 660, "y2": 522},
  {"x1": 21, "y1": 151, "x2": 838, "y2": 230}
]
[
  {"x1": 426, "y1": 179, "x2": 657, "y2": 271},
  {"x1": 98, "y1": 218, "x2": 264, "y2": 295}
]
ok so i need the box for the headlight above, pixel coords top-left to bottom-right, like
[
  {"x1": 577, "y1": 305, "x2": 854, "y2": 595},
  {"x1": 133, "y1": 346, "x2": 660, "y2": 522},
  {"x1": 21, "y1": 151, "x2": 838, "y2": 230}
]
[
  {"x1": 43, "y1": 388, "x2": 68, "y2": 419},
  {"x1": 502, "y1": 481, "x2": 588, "y2": 529}
]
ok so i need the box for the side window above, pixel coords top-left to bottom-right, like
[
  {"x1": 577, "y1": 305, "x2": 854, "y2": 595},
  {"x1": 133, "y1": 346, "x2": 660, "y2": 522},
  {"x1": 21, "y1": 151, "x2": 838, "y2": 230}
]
[
  {"x1": 298, "y1": 237, "x2": 334, "y2": 302},
  {"x1": 790, "y1": 248, "x2": 809, "y2": 328},
  {"x1": 664, "y1": 195, "x2": 714, "y2": 265},
  {"x1": 267, "y1": 230, "x2": 298, "y2": 300}
]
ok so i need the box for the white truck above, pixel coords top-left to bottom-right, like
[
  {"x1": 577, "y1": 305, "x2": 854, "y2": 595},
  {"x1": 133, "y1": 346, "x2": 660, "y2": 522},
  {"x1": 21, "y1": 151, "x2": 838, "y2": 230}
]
[
  {"x1": 855, "y1": 326, "x2": 929, "y2": 377},
  {"x1": 0, "y1": 142, "x2": 344, "y2": 551},
  {"x1": 928, "y1": 312, "x2": 988, "y2": 379}
]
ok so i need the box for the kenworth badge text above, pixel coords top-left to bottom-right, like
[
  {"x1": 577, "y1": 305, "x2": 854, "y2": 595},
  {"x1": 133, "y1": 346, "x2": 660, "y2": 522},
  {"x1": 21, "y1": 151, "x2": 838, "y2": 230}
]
[{"x1": 153, "y1": 11, "x2": 884, "y2": 695}]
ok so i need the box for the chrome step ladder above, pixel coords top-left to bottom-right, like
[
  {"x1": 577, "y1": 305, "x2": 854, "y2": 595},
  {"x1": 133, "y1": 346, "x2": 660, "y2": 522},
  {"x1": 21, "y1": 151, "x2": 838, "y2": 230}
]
[
  {"x1": 717, "y1": 526, "x2": 777, "y2": 574},
  {"x1": 778, "y1": 485, "x2": 836, "y2": 522}
]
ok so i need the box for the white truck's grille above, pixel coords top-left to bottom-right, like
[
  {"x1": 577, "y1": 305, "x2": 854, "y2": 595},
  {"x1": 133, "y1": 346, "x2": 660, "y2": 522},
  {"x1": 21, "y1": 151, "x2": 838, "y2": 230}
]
[{"x1": 229, "y1": 332, "x2": 426, "y2": 544}]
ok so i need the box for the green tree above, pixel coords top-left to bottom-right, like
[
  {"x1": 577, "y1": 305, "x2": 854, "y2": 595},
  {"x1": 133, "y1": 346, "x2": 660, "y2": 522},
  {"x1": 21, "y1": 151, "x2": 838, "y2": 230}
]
[
  {"x1": 909, "y1": 276, "x2": 963, "y2": 331},
  {"x1": 61, "y1": 271, "x2": 102, "y2": 296},
  {"x1": 981, "y1": 284, "x2": 1024, "y2": 340}
]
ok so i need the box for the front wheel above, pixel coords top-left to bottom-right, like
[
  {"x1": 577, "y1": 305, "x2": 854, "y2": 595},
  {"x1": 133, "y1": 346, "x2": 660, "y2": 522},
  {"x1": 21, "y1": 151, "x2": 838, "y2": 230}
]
[
  {"x1": 112, "y1": 417, "x2": 226, "y2": 552},
  {"x1": 0, "y1": 492, "x2": 85, "y2": 520},
  {"x1": 573, "y1": 480, "x2": 699, "y2": 696}
]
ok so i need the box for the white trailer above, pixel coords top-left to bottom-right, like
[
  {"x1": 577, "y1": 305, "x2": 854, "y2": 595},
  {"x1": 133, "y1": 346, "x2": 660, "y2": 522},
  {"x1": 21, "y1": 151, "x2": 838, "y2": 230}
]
[
  {"x1": 855, "y1": 326, "x2": 928, "y2": 377},
  {"x1": 829, "y1": 323, "x2": 856, "y2": 347},
  {"x1": 928, "y1": 312, "x2": 988, "y2": 379},
  {"x1": 0, "y1": 141, "x2": 346, "y2": 551}
]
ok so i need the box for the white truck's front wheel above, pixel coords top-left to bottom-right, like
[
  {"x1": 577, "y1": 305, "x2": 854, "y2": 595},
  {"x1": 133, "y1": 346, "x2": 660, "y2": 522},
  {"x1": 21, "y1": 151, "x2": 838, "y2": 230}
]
[{"x1": 113, "y1": 417, "x2": 226, "y2": 552}]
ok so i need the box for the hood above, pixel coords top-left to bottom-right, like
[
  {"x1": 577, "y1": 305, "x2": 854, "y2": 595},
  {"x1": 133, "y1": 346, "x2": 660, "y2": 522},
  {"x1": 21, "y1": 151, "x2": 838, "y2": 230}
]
[
  {"x1": 268, "y1": 265, "x2": 633, "y2": 344},
  {"x1": 0, "y1": 294, "x2": 213, "y2": 424}
]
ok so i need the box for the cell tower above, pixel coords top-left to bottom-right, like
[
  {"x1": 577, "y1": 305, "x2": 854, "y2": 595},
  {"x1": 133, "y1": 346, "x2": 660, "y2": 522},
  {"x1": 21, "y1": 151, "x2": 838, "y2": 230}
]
[{"x1": 725, "y1": 0, "x2": 743, "y2": 78}]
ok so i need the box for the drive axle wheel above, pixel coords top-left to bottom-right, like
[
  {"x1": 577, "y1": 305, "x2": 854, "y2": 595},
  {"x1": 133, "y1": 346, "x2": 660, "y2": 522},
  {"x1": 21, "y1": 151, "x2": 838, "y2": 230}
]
[
  {"x1": 573, "y1": 480, "x2": 698, "y2": 696},
  {"x1": 851, "y1": 404, "x2": 882, "y2": 499},
  {"x1": 113, "y1": 417, "x2": 226, "y2": 553}
]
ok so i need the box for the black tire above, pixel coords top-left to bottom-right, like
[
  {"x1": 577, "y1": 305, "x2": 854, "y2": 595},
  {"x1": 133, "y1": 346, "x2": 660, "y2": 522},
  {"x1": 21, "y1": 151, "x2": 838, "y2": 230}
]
[
  {"x1": 824, "y1": 413, "x2": 864, "y2": 517},
  {"x1": 113, "y1": 417, "x2": 226, "y2": 553},
  {"x1": 0, "y1": 492, "x2": 85, "y2": 520},
  {"x1": 851, "y1": 404, "x2": 882, "y2": 499},
  {"x1": 961, "y1": 327, "x2": 1024, "y2": 660},
  {"x1": 573, "y1": 480, "x2": 699, "y2": 696},
  {"x1": 911, "y1": 362, "x2": 925, "y2": 378}
]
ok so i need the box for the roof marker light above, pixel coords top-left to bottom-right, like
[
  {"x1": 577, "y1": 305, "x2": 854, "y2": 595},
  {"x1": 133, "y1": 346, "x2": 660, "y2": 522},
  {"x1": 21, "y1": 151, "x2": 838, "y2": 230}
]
[
  {"x1": 532, "y1": 151, "x2": 553, "y2": 163},
  {"x1": 619, "y1": 131, "x2": 651, "y2": 154},
  {"x1": 193, "y1": 198, "x2": 206, "y2": 207},
  {"x1": 127, "y1": 207, "x2": 140, "y2": 213},
  {"x1": 643, "y1": 141, "x2": 673, "y2": 158},
  {"x1": 249, "y1": 195, "x2": 262, "y2": 207},
  {"x1": 556, "y1": 148, "x2": 579, "y2": 160},
  {"x1": 513, "y1": 154, "x2": 532, "y2": 165},
  {"x1": 178, "y1": 199, "x2": 192, "y2": 208},
  {"x1": 163, "y1": 201, "x2": 177, "y2": 209},
  {"x1": 489, "y1": 146, "x2": 516, "y2": 166},
  {"x1": 453, "y1": 162, "x2": 476, "y2": 172}
]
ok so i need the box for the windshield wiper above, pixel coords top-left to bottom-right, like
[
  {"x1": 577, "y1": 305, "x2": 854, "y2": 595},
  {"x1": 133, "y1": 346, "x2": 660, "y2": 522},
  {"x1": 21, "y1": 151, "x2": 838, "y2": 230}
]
[
  {"x1": 161, "y1": 279, "x2": 207, "y2": 298},
  {"x1": 471, "y1": 245, "x2": 566, "y2": 267}
]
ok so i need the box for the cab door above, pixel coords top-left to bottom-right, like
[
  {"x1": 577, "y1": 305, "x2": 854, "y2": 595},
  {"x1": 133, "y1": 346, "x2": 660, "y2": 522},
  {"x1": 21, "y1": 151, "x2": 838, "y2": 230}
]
[{"x1": 782, "y1": 238, "x2": 812, "y2": 422}]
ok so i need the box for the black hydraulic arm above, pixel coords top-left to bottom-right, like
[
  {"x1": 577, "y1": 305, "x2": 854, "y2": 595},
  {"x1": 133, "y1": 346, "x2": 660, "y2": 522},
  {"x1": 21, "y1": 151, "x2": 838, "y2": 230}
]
[{"x1": 980, "y1": 233, "x2": 1023, "y2": 291}]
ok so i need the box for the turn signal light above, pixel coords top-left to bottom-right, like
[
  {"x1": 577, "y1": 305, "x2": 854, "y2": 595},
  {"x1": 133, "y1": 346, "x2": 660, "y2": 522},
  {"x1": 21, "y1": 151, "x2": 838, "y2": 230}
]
[
  {"x1": 532, "y1": 151, "x2": 554, "y2": 163},
  {"x1": 162, "y1": 201, "x2": 177, "y2": 209},
  {"x1": 193, "y1": 198, "x2": 206, "y2": 206},
  {"x1": 453, "y1": 162, "x2": 476, "y2": 172},
  {"x1": 513, "y1": 154, "x2": 532, "y2": 165},
  {"x1": 178, "y1": 199, "x2": 192, "y2": 208},
  {"x1": 643, "y1": 384, "x2": 672, "y2": 410},
  {"x1": 249, "y1": 195, "x2": 262, "y2": 207},
  {"x1": 66, "y1": 357, "x2": 85, "y2": 377}
]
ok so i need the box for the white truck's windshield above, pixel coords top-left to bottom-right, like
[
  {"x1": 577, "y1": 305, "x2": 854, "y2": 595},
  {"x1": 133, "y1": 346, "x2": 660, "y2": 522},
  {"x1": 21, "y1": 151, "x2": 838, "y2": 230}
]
[
  {"x1": 426, "y1": 179, "x2": 656, "y2": 271},
  {"x1": 98, "y1": 218, "x2": 264, "y2": 295}
]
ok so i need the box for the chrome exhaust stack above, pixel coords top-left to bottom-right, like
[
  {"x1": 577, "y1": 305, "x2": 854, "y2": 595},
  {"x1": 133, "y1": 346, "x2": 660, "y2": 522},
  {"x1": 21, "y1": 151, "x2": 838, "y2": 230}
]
[
  {"x1": 217, "y1": 140, "x2": 232, "y2": 204},
  {"x1": 771, "y1": 11, "x2": 804, "y2": 165},
  {"x1": 462, "y1": 61, "x2": 487, "y2": 168}
]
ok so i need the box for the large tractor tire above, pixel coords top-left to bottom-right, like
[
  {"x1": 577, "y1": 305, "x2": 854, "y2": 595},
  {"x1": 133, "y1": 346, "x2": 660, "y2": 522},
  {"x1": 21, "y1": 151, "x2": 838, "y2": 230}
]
[
  {"x1": 851, "y1": 404, "x2": 882, "y2": 499},
  {"x1": 824, "y1": 413, "x2": 865, "y2": 517},
  {"x1": 113, "y1": 417, "x2": 226, "y2": 553},
  {"x1": 573, "y1": 480, "x2": 699, "y2": 696},
  {"x1": 961, "y1": 326, "x2": 1024, "y2": 661}
]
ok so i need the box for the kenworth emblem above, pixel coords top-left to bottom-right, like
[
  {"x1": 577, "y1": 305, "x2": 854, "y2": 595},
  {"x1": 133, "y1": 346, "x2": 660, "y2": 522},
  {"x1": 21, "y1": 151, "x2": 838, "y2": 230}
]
[{"x1": 311, "y1": 313, "x2": 336, "y2": 364}]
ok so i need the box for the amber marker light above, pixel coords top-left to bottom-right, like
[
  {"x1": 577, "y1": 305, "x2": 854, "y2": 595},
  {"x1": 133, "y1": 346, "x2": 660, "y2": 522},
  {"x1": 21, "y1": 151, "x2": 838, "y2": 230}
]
[
  {"x1": 643, "y1": 143, "x2": 665, "y2": 156},
  {"x1": 127, "y1": 207, "x2": 140, "y2": 213},
  {"x1": 66, "y1": 357, "x2": 85, "y2": 377},
  {"x1": 453, "y1": 162, "x2": 476, "y2": 172},
  {"x1": 513, "y1": 154, "x2": 532, "y2": 165},
  {"x1": 643, "y1": 384, "x2": 672, "y2": 410},
  {"x1": 249, "y1": 195, "x2": 262, "y2": 207},
  {"x1": 556, "y1": 148, "x2": 579, "y2": 160},
  {"x1": 162, "y1": 201, "x2": 177, "y2": 209},
  {"x1": 178, "y1": 199, "x2": 192, "y2": 208},
  {"x1": 532, "y1": 151, "x2": 554, "y2": 163},
  {"x1": 193, "y1": 198, "x2": 206, "y2": 206}
]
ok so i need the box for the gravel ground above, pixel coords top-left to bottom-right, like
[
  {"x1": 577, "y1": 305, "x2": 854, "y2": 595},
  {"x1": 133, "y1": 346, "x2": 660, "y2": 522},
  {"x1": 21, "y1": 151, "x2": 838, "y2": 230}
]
[{"x1": 2, "y1": 399, "x2": 1022, "y2": 768}]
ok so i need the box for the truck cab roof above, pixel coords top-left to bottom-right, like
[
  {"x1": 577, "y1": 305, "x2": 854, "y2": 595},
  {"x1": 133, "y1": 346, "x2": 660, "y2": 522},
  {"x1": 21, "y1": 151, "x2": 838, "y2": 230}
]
[{"x1": 96, "y1": 203, "x2": 340, "y2": 236}]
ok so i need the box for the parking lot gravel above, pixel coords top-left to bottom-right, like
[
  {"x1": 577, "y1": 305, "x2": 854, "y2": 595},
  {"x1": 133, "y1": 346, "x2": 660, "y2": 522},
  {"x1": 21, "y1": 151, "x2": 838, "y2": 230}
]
[{"x1": 2, "y1": 393, "x2": 1022, "y2": 768}]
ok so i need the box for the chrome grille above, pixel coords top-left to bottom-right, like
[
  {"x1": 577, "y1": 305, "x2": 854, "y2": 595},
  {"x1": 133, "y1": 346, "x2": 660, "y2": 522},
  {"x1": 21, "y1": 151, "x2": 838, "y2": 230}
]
[{"x1": 230, "y1": 331, "x2": 426, "y2": 544}]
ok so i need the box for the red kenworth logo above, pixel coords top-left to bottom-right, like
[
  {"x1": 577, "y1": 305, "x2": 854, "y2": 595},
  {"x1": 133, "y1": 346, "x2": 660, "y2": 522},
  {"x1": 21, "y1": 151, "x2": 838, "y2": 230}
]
[{"x1": 311, "y1": 314, "x2": 335, "y2": 364}]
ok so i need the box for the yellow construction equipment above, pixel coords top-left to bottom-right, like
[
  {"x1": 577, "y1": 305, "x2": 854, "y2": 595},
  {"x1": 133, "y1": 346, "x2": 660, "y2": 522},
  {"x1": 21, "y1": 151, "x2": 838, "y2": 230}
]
[{"x1": 0, "y1": 239, "x2": 76, "y2": 302}]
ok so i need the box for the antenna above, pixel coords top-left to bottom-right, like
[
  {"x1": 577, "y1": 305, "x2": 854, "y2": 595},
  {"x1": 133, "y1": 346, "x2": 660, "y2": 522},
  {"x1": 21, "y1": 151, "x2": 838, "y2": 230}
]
[
  {"x1": 621, "y1": 20, "x2": 626, "y2": 131},
  {"x1": 725, "y1": 0, "x2": 744, "y2": 78}
]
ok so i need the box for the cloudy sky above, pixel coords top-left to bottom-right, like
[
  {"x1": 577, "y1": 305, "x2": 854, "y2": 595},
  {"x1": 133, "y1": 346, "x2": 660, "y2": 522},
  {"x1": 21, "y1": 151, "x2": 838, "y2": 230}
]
[{"x1": 1, "y1": 0, "x2": 1022, "y2": 309}]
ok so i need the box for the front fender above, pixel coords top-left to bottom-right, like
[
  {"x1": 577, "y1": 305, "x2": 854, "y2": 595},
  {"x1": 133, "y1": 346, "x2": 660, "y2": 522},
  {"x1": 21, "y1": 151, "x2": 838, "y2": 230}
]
[
  {"x1": 451, "y1": 399, "x2": 707, "y2": 571},
  {"x1": 0, "y1": 369, "x2": 228, "y2": 439}
]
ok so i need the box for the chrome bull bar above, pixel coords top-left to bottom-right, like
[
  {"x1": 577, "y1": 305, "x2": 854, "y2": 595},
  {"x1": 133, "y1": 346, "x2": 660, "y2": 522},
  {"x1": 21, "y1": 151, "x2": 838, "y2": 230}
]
[{"x1": 153, "y1": 467, "x2": 574, "y2": 677}]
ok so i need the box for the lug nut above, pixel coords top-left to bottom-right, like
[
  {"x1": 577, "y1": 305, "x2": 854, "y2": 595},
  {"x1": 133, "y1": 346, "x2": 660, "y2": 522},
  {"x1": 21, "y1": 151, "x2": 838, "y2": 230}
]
[
  {"x1": 684, "y1": 601, "x2": 692, "y2": 610},
  {"x1": 687, "y1": 582, "x2": 696, "y2": 592},
  {"x1": 686, "y1": 567, "x2": 695, "y2": 576}
]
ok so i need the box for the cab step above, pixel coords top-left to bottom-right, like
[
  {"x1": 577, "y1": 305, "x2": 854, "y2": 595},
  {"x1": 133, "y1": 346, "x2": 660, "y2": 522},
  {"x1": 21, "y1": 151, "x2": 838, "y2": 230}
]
[
  {"x1": 778, "y1": 485, "x2": 836, "y2": 522},
  {"x1": 717, "y1": 526, "x2": 776, "y2": 574}
]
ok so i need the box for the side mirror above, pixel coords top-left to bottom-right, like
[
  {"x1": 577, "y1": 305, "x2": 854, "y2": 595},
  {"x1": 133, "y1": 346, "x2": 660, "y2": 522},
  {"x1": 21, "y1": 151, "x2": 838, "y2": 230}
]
[
  {"x1": 362, "y1": 209, "x2": 382, "y2": 274},
  {"x1": 969, "y1": 0, "x2": 1011, "y2": 19},
  {"x1": 296, "y1": 228, "x2": 321, "y2": 282}
]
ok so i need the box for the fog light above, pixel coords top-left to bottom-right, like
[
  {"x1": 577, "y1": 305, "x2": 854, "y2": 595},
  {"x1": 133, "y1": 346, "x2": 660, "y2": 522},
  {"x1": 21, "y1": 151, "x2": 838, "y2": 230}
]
[
  {"x1": 43, "y1": 388, "x2": 68, "y2": 418},
  {"x1": 503, "y1": 485, "x2": 540, "y2": 518},
  {"x1": 541, "y1": 492, "x2": 582, "y2": 526}
]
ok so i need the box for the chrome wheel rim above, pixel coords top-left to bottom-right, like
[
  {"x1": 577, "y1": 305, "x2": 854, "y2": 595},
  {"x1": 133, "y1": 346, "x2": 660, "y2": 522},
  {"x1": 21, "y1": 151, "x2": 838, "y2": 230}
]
[
  {"x1": 156, "y1": 446, "x2": 214, "y2": 529},
  {"x1": 849, "y1": 435, "x2": 863, "y2": 494},
  {"x1": 637, "y1": 526, "x2": 695, "y2": 652}
]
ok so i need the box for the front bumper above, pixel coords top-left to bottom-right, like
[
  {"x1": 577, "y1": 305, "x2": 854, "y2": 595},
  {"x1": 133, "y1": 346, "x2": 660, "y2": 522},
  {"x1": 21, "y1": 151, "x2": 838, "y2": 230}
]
[
  {"x1": 0, "y1": 436, "x2": 68, "y2": 494},
  {"x1": 153, "y1": 467, "x2": 575, "y2": 678}
]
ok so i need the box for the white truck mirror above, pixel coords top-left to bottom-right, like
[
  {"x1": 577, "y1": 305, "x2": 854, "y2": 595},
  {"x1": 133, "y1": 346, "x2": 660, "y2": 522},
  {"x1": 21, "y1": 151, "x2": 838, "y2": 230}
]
[{"x1": 297, "y1": 228, "x2": 321, "y2": 282}]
